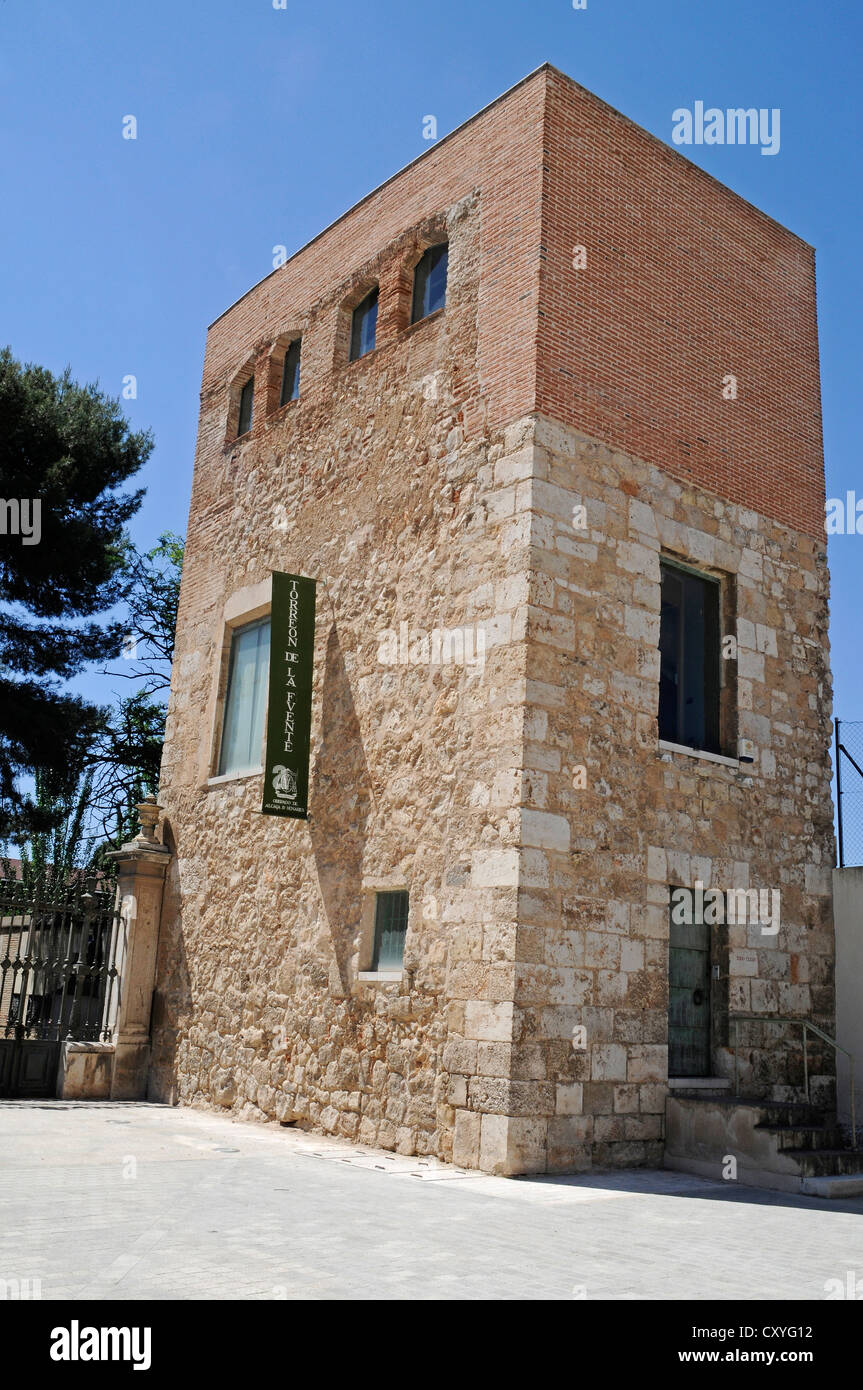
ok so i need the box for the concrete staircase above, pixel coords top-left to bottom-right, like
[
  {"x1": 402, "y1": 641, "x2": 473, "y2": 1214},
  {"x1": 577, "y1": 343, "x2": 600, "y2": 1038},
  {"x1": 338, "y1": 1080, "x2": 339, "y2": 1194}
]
[{"x1": 665, "y1": 1092, "x2": 863, "y2": 1198}]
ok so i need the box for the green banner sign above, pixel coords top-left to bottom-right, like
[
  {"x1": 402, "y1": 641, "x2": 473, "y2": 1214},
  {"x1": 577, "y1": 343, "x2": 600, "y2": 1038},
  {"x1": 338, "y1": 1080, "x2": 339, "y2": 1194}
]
[{"x1": 262, "y1": 571, "x2": 317, "y2": 819}]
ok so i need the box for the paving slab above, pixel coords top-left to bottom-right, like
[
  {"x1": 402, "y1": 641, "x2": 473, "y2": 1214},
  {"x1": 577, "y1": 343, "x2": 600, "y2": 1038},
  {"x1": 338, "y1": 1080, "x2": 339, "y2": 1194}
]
[{"x1": 1, "y1": 1101, "x2": 862, "y2": 1301}]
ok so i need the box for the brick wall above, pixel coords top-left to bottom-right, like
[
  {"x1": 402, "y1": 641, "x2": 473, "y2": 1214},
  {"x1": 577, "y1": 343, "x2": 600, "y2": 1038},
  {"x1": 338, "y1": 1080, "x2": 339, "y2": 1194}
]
[{"x1": 537, "y1": 68, "x2": 826, "y2": 541}]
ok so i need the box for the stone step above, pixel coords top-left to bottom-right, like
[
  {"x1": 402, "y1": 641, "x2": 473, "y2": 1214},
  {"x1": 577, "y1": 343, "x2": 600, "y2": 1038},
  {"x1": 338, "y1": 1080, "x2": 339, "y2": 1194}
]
[
  {"x1": 686, "y1": 1095, "x2": 830, "y2": 1127},
  {"x1": 755, "y1": 1123, "x2": 845, "y2": 1151},
  {"x1": 669, "y1": 1088, "x2": 728, "y2": 1099},
  {"x1": 753, "y1": 1102, "x2": 830, "y2": 1126},
  {"x1": 665, "y1": 1094, "x2": 863, "y2": 1199},
  {"x1": 782, "y1": 1147, "x2": 863, "y2": 1177},
  {"x1": 801, "y1": 1173, "x2": 863, "y2": 1199}
]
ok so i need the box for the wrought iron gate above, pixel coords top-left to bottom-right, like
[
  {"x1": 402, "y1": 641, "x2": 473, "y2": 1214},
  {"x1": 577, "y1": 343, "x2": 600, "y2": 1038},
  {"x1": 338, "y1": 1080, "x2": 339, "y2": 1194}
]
[{"x1": 0, "y1": 876, "x2": 120, "y2": 1097}]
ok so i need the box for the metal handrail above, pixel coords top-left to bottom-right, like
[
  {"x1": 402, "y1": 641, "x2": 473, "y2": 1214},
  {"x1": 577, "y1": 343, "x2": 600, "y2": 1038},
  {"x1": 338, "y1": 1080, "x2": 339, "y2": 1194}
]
[{"x1": 730, "y1": 1014, "x2": 857, "y2": 1150}]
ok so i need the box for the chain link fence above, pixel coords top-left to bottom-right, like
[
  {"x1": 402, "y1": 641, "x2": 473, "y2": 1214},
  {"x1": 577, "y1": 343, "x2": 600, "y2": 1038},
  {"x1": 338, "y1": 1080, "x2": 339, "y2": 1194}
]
[{"x1": 836, "y1": 720, "x2": 863, "y2": 867}]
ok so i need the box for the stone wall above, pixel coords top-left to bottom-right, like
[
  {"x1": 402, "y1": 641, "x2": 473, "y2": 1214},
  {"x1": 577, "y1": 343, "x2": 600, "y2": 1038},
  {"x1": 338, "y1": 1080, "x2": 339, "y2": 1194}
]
[
  {"x1": 150, "y1": 192, "x2": 538, "y2": 1164},
  {"x1": 154, "y1": 399, "x2": 835, "y2": 1174},
  {"x1": 153, "y1": 64, "x2": 834, "y2": 1175},
  {"x1": 443, "y1": 413, "x2": 834, "y2": 1174}
]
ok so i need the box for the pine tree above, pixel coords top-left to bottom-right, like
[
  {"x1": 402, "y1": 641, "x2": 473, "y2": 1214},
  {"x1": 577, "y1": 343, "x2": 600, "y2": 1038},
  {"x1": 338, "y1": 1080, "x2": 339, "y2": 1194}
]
[{"x1": 0, "y1": 348, "x2": 152, "y2": 838}]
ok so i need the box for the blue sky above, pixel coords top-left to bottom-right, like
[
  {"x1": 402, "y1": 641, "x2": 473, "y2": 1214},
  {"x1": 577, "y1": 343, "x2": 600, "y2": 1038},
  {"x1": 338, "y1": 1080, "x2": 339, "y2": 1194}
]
[{"x1": 1, "y1": 0, "x2": 861, "y2": 815}]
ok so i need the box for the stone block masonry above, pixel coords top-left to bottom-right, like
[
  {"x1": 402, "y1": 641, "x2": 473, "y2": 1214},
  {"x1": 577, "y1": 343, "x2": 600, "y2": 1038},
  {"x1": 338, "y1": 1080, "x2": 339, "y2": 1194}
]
[
  {"x1": 454, "y1": 413, "x2": 833, "y2": 1174},
  {"x1": 152, "y1": 65, "x2": 834, "y2": 1175}
]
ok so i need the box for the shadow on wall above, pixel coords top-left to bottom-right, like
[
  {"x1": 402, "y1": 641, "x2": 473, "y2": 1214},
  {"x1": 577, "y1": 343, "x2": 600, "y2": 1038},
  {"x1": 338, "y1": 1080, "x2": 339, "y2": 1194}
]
[
  {"x1": 310, "y1": 622, "x2": 373, "y2": 993},
  {"x1": 148, "y1": 817, "x2": 192, "y2": 1102}
]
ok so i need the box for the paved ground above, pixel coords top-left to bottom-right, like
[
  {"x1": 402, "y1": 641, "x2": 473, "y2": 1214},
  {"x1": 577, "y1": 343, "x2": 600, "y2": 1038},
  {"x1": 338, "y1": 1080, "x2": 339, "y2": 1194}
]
[{"x1": 1, "y1": 1100, "x2": 862, "y2": 1300}]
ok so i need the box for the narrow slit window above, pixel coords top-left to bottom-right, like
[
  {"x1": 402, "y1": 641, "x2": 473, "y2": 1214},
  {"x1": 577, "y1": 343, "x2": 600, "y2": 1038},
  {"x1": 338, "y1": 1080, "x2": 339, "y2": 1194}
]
[
  {"x1": 237, "y1": 376, "x2": 254, "y2": 436},
  {"x1": 371, "y1": 891, "x2": 409, "y2": 971},
  {"x1": 658, "y1": 560, "x2": 721, "y2": 754},
  {"x1": 411, "y1": 243, "x2": 448, "y2": 323},
  {"x1": 218, "y1": 617, "x2": 271, "y2": 776},
  {"x1": 349, "y1": 288, "x2": 378, "y2": 361},
  {"x1": 280, "y1": 340, "x2": 301, "y2": 406}
]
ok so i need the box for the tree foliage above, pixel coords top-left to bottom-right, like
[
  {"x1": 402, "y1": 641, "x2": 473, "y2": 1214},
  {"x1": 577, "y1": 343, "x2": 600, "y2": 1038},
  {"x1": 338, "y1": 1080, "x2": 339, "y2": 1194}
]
[
  {"x1": 0, "y1": 348, "x2": 152, "y2": 839},
  {"x1": 112, "y1": 531, "x2": 183, "y2": 697},
  {"x1": 1, "y1": 768, "x2": 95, "y2": 893},
  {"x1": 87, "y1": 533, "x2": 184, "y2": 848}
]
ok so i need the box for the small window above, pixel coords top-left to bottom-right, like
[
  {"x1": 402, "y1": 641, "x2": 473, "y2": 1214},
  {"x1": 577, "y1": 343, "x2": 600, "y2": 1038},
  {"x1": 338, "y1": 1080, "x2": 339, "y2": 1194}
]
[
  {"x1": 218, "y1": 617, "x2": 271, "y2": 776},
  {"x1": 280, "y1": 340, "x2": 301, "y2": 406},
  {"x1": 237, "y1": 377, "x2": 254, "y2": 436},
  {"x1": 349, "y1": 288, "x2": 378, "y2": 361},
  {"x1": 659, "y1": 560, "x2": 720, "y2": 753},
  {"x1": 411, "y1": 243, "x2": 448, "y2": 323},
  {"x1": 371, "y1": 890, "x2": 409, "y2": 971}
]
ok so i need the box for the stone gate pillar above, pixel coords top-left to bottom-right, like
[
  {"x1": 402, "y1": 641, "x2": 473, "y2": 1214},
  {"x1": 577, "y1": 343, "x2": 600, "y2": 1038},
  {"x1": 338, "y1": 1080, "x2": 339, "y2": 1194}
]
[{"x1": 108, "y1": 796, "x2": 171, "y2": 1100}]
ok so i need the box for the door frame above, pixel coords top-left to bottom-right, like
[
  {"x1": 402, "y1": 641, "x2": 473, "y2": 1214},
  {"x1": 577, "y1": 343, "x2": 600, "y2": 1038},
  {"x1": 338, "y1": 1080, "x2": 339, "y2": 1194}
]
[{"x1": 668, "y1": 894, "x2": 713, "y2": 1078}]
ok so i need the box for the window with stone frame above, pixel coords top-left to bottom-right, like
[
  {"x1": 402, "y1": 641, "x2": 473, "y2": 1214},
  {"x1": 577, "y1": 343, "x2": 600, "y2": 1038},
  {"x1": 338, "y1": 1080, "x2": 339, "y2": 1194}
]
[
  {"x1": 371, "y1": 891, "x2": 409, "y2": 971},
  {"x1": 658, "y1": 558, "x2": 721, "y2": 754},
  {"x1": 217, "y1": 617, "x2": 270, "y2": 776}
]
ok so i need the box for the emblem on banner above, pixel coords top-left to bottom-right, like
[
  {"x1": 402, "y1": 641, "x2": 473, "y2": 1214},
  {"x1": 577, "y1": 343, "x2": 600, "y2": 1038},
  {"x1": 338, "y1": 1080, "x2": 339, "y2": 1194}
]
[{"x1": 271, "y1": 765, "x2": 298, "y2": 802}]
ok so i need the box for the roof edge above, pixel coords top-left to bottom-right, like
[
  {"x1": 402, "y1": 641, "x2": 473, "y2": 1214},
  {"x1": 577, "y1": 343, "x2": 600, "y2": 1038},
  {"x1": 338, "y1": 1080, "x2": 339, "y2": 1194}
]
[
  {"x1": 209, "y1": 60, "x2": 814, "y2": 334},
  {"x1": 207, "y1": 63, "x2": 553, "y2": 331},
  {"x1": 542, "y1": 63, "x2": 815, "y2": 253}
]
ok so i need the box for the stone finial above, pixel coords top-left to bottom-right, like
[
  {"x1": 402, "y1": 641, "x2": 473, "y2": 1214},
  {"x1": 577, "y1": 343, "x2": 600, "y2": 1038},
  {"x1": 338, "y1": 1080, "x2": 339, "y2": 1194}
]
[
  {"x1": 107, "y1": 792, "x2": 169, "y2": 865},
  {"x1": 136, "y1": 795, "x2": 161, "y2": 843}
]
